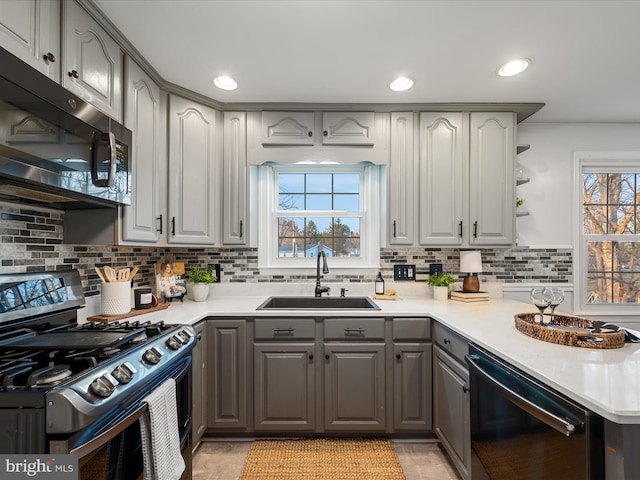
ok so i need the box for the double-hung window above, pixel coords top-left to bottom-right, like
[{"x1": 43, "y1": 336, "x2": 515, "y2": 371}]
[
  {"x1": 576, "y1": 153, "x2": 640, "y2": 314},
  {"x1": 256, "y1": 163, "x2": 382, "y2": 270}
]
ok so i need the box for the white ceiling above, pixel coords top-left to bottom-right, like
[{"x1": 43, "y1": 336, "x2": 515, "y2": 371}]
[{"x1": 93, "y1": 0, "x2": 640, "y2": 123}]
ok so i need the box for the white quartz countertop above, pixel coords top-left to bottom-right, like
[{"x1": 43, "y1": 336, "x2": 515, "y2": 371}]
[{"x1": 82, "y1": 288, "x2": 640, "y2": 425}]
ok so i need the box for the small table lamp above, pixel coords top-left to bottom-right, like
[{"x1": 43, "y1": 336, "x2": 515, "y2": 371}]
[{"x1": 460, "y1": 251, "x2": 482, "y2": 293}]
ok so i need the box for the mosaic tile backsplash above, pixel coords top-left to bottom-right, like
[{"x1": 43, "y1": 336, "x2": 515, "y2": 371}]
[{"x1": 1, "y1": 204, "x2": 572, "y2": 295}]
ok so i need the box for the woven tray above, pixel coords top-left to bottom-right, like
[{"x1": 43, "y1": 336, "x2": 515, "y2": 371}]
[{"x1": 514, "y1": 312, "x2": 625, "y2": 349}]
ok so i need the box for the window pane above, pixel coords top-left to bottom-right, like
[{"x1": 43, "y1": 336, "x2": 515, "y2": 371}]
[
  {"x1": 278, "y1": 237, "x2": 306, "y2": 257},
  {"x1": 583, "y1": 173, "x2": 603, "y2": 204},
  {"x1": 279, "y1": 173, "x2": 305, "y2": 193},
  {"x1": 334, "y1": 194, "x2": 359, "y2": 210},
  {"x1": 278, "y1": 217, "x2": 304, "y2": 237},
  {"x1": 306, "y1": 217, "x2": 332, "y2": 233},
  {"x1": 307, "y1": 194, "x2": 332, "y2": 210},
  {"x1": 607, "y1": 173, "x2": 635, "y2": 205},
  {"x1": 333, "y1": 173, "x2": 359, "y2": 193},
  {"x1": 306, "y1": 173, "x2": 332, "y2": 193},
  {"x1": 586, "y1": 273, "x2": 611, "y2": 303},
  {"x1": 613, "y1": 273, "x2": 640, "y2": 303},
  {"x1": 587, "y1": 242, "x2": 611, "y2": 271},
  {"x1": 608, "y1": 205, "x2": 635, "y2": 234},
  {"x1": 583, "y1": 206, "x2": 606, "y2": 234},
  {"x1": 279, "y1": 193, "x2": 304, "y2": 210},
  {"x1": 586, "y1": 241, "x2": 640, "y2": 304}
]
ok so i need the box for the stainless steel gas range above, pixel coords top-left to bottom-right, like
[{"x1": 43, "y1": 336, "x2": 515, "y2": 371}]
[{"x1": 0, "y1": 270, "x2": 195, "y2": 480}]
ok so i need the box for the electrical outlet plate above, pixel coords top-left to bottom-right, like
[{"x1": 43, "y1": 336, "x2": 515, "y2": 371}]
[
  {"x1": 394, "y1": 264, "x2": 416, "y2": 281},
  {"x1": 429, "y1": 263, "x2": 443, "y2": 275}
]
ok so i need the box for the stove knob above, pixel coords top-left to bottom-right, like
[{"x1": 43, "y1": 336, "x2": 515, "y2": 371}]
[
  {"x1": 90, "y1": 374, "x2": 117, "y2": 397},
  {"x1": 112, "y1": 362, "x2": 135, "y2": 384},
  {"x1": 143, "y1": 347, "x2": 162, "y2": 364},
  {"x1": 178, "y1": 331, "x2": 191, "y2": 342},
  {"x1": 166, "y1": 335, "x2": 182, "y2": 351}
]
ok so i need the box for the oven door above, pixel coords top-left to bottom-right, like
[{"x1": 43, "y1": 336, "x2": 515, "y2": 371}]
[
  {"x1": 50, "y1": 357, "x2": 192, "y2": 480},
  {"x1": 465, "y1": 344, "x2": 604, "y2": 480}
]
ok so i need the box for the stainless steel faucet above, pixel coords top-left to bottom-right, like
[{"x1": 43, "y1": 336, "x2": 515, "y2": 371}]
[{"x1": 315, "y1": 242, "x2": 330, "y2": 297}]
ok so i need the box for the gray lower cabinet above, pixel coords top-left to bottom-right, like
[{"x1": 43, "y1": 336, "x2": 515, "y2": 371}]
[
  {"x1": 254, "y1": 343, "x2": 316, "y2": 431},
  {"x1": 324, "y1": 343, "x2": 386, "y2": 431},
  {"x1": 191, "y1": 321, "x2": 207, "y2": 446},
  {"x1": 393, "y1": 343, "x2": 432, "y2": 431},
  {"x1": 433, "y1": 323, "x2": 470, "y2": 480},
  {"x1": 207, "y1": 319, "x2": 247, "y2": 430}
]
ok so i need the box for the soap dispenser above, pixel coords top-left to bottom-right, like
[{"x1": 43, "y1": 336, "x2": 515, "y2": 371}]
[{"x1": 375, "y1": 271, "x2": 385, "y2": 295}]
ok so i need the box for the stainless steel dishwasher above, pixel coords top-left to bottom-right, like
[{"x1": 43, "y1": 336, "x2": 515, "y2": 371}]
[{"x1": 465, "y1": 344, "x2": 604, "y2": 480}]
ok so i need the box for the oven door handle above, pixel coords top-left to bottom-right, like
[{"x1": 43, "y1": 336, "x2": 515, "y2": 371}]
[
  {"x1": 51, "y1": 403, "x2": 149, "y2": 458},
  {"x1": 465, "y1": 354, "x2": 580, "y2": 437}
]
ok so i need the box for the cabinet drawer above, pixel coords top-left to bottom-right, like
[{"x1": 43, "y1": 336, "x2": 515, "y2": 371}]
[
  {"x1": 254, "y1": 318, "x2": 315, "y2": 340},
  {"x1": 393, "y1": 318, "x2": 432, "y2": 341},
  {"x1": 324, "y1": 318, "x2": 384, "y2": 340},
  {"x1": 434, "y1": 322, "x2": 468, "y2": 363}
]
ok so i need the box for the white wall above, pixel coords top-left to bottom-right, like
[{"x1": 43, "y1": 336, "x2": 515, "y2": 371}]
[{"x1": 515, "y1": 123, "x2": 640, "y2": 248}]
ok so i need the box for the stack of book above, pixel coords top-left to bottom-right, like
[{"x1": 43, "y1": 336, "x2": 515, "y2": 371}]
[{"x1": 450, "y1": 291, "x2": 489, "y2": 303}]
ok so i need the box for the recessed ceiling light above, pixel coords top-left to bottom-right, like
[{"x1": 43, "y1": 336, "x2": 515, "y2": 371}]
[
  {"x1": 389, "y1": 76, "x2": 415, "y2": 92},
  {"x1": 497, "y1": 59, "x2": 530, "y2": 77},
  {"x1": 212, "y1": 75, "x2": 238, "y2": 90}
]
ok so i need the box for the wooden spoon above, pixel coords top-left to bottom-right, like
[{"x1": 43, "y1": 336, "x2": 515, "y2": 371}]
[
  {"x1": 94, "y1": 266, "x2": 107, "y2": 283},
  {"x1": 104, "y1": 266, "x2": 117, "y2": 282},
  {"x1": 127, "y1": 266, "x2": 139, "y2": 281},
  {"x1": 117, "y1": 268, "x2": 130, "y2": 282}
]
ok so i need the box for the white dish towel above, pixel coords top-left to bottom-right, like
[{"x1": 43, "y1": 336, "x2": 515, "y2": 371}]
[{"x1": 139, "y1": 378, "x2": 186, "y2": 480}]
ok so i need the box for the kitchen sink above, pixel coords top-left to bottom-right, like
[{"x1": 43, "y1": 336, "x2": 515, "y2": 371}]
[{"x1": 256, "y1": 296, "x2": 381, "y2": 310}]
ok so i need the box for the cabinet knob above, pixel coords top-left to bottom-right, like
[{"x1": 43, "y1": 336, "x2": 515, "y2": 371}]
[
  {"x1": 309, "y1": 354, "x2": 314, "y2": 360},
  {"x1": 197, "y1": 333, "x2": 202, "y2": 341},
  {"x1": 325, "y1": 354, "x2": 330, "y2": 360},
  {"x1": 444, "y1": 339, "x2": 451, "y2": 345},
  {"x1": 463, "y1": 386, "x2": 469, "y2": 393},
  {"x1": 68, "y1": 69, "x2": 79, "y2": 79},
  {"x1": 308, "y1": 131, "x2": 313, "y2": 137},
  {"x1": 43, "y1": 52, "x2": 56, "y2": 63},
  {"x1": 323, "y1": 130, "x2": 328, "y2": 136},
  {"x1": 395, "y1": 353, "x2": 402, "y2": 360}
]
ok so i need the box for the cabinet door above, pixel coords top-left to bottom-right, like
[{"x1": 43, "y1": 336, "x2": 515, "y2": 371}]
[
  {"x1": 254, "y1": 343, "x2": 315, "y2": 431},
  {"x1": 168, "y1": 95, "x2": 220, "y2": 244},
  {"x1": 419, "y1": 112, "x2": 465, "y2": 245},
  {"x1": 322, "y1": 112, "x2": 374, "y2": 145},
  {"x1": 388, "y1": 112, "x2": 415, "y2": 245},
  {"x1": 223, "y1": 112, "x2": 247, "y2": 245},
  {"x1": 122, "y1": 58, "x2": 162, "y2": 243},
  {"x1": 469, "y1": 112, "x2": 515, "y2": 245},
  {"x1": 0, "y1": 0, "x2": 60, "y2": 81},
  {"x1": 207, "y1": 320, "x2": 247, "y2": 430},
  {"x1": 261, "y1": 111, "x2": 314, "y2": 145},
  {"x1": 393, "y1": 342, "x2": 432, "y2": 431},
  {"x1": 434, "y1": 346, "x2": 470, "y2": 480},
  {"x1": 324, "y1": 343, "x2": 385, "y2": 431},
  {"x1": 191, "y1": 322, "x2": 207, "y2": 445},
  {"x1": 62, "y1": 0, "x2": 122, "y2": 121}
]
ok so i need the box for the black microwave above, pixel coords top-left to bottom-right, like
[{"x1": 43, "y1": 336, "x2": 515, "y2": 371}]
[{"x1": 0, "y1": 46, "x2": 132, "y2": 209}]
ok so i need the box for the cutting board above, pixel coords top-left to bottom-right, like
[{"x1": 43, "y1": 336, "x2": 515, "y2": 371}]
[
  {"x1": 87, "y1": 302, "x2": 170, "y2": 323},
  {"x1": 372, "y1": 294, "x2": 397, "y2": 301}
]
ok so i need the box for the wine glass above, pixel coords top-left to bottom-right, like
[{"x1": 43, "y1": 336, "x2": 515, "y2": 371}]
[
  {"x1": 530, "y1": 287, "x2": 553, "y2": 325},
  {"x1": 548, "y1": 287, "x2": 565, "y2": 325}
]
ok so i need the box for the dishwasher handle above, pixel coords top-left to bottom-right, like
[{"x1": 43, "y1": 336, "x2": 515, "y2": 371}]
[{"x1": 465, "y1": 353, "x2": 581, "y2": 437}]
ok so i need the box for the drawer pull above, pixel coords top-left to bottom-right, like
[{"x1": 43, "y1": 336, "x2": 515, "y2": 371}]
[
  {"x1": 273, "y1": 328, "x2": 294, "y2": 336},
  {"x1": 309, "y1": 354, "x2": 314, "y2": 360},
  {"x1": 396, "y1": 353, "x2": 402, "y2": 360},
  {"x1": 444, "y1": 339, "x2": 451, "y2": 345},
  {"x1": 344, "y1": 327, "x2": 364, "y2": 336}
]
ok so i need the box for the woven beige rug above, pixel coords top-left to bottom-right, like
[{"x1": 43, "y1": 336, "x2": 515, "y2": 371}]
[{"x1": 239, "y1": 438, "x2": 406, "y2": 480}]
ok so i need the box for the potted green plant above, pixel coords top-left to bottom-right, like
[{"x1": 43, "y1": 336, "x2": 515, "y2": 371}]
[
  {"x1": 426, "y1": 272, "x2": 457, "y2": 300},
  {"x1": 186, "y1": 265, "x2": 215, "y2": 302}
]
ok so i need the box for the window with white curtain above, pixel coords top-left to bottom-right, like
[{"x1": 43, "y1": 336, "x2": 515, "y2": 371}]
[
  {"x1": 576, "y1": 152, "x2": 640, "y2": 314},
  {"x1": 256, "y1": 163, "x2": 384, "y2": 271}
]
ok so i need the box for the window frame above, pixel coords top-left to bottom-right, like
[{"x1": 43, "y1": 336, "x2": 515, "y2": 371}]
[
  {"x1": 257, "y1": 163, "x2": 382, "y2": 272},
  {"x1": 574, "y1": 152, "x2": 640, "y2": 315}
]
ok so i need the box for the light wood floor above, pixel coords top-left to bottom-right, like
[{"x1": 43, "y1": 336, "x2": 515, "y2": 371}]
[{"x1": 192, "y1": 440, "x2": 460, "y2": 480}]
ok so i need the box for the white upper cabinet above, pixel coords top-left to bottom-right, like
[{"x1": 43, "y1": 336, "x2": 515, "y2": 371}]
[
  {"x1": 62, "y1": 0, "x2": 122, "y2": 121},
  {"x1": 223, "y1": 111, "x2": 248, "y2": 245},
  {"x1": 388, "y1": 112, "x2": 415, "y2": 245},
  {"x1": 121, "y1": 57, "x2": 163, "y2": 243},
  {"x1": 167, "y1": 95, "x2": 221, "y2": 245},
  {"x1": 468, "y1": 112, "x2": 515, "y2": 246},
  {"x1": 261, "y1": 111, "x2": 314, "y2": 145},
  {"x1": 419, "y1": 112, "x2": 465, "y2": 246},
  {"x1": 0, "y1": 0, "x2": 60, "y2": 82},
  {"x1": 419, "y1": 111, "x2": 515, "y2": 247},
  {"x1": 322, "y1": 112, "x2": 374, "y2": 145}
]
